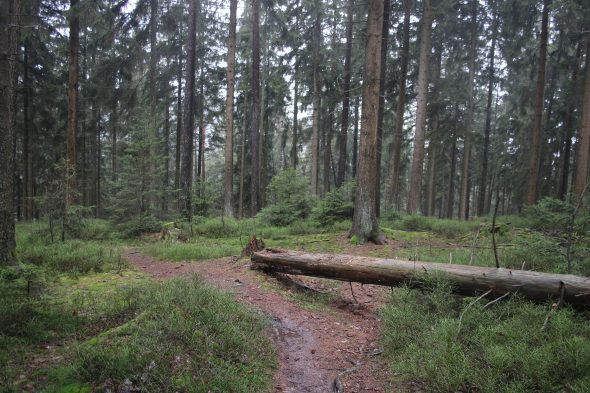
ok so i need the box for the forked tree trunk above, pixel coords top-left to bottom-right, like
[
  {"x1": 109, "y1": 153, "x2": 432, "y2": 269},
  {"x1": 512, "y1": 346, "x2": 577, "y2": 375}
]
[
  {"x1": 478, "y1": 0, "x2": 497, "y2": 215},
  {"x1": 179, "y1": 0, "x2": 197, "y2": 217},
  {"x1": 407, "y1": 0, "x2": 433, "y2": 213},
  {"x1": 350, "y1": 0, "x2": 384, "y2": 244},
  {"x1": 526, "y1": 0, "x2": 549, "y2": 206},
  {"x1": 252, "y1": 250, "x2": 590, "y2": 307}
]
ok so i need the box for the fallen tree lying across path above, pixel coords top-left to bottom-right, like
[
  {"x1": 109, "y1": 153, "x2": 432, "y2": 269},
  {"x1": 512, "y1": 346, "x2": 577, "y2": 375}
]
[{"x1": 251, "y1": 249, "x2": 590, "y2": 307}]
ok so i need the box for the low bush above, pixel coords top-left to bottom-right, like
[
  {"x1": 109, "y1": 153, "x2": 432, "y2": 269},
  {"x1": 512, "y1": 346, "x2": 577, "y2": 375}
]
[
  {"x1": 312, "y1": 181, "x2": 355, "y2": 226},
  {"x1": 117, "y1": 214, "x2": 162, "y2": 238}
]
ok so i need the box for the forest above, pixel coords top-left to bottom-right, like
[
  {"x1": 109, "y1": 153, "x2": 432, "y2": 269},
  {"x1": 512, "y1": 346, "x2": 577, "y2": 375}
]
[{"x1": 1, "y1": 0, "x2": 590, "y2": 391}]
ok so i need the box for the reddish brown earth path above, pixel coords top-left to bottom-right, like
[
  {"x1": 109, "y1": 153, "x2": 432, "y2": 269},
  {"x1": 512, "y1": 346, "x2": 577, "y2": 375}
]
[{"x1": 124, "y1": 249, "x2": 394, "y2": 393}]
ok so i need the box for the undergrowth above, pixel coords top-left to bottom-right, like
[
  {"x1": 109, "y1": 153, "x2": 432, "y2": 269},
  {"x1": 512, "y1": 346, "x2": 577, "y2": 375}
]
[{"x1": 382, "y1": 280, "x2": 590, "y2": 392}]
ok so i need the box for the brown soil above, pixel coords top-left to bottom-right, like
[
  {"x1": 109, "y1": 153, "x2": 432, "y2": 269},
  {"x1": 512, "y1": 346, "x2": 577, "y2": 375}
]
[{"x1": 125, "y1": 249, "x2": 393, "y2": 393}]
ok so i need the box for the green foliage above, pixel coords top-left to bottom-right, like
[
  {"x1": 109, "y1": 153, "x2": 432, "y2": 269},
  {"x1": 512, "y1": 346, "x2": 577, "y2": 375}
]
[
  {"x1": 117, "y1": 214, "x2": 162, "y2": 238},
  {"x1": 191, "y1": 180, "x2": 219, "y2": 217},
  {"x1": 382, "y1": 282, "x2": 590, "y2": 392},
  {"x1": 383, "y1": 214, "x2": 479, "y2": 239},
  {"x1": 524, "y1": 197, "x2": 573, "y2": 231},
  {"x1": 71, "y1": 277, "x2": 275, "y2": 392},
  {"x1": 311, "y1": 181, "x2": 355, "y2": 226},
  {"x1": 259, "y1": 169, "x2": 315, "y2": 226}
]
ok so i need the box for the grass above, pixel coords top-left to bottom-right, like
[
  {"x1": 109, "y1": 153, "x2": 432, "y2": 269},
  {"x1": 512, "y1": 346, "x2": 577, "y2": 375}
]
[
  {"x1": 63, "y1": 277, "x2": 276, "y2": 392},
  {"x1": 3, "y1": 220, "x2": 276, "y2": 392},
  {"x1": 381, "y1": 280, "x2": 590, "y2": 392}
]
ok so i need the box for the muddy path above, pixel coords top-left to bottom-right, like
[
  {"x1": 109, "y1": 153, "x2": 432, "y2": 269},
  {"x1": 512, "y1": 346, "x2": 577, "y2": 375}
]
[{"x1": 125, "y1": 250, "x2": 392, "y2": 393}]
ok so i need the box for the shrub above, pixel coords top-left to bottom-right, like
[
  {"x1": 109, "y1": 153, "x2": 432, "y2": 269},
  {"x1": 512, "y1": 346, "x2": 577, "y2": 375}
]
[
  {"x1": 117, "y1": 214, "x2": 162, "y2": 238},
  {"x1": 312, "y1": 181, "x2": 355, "y2": 226},
  {"x1": 259, "y1": 169, "x2": 315, "y2": 226},
  {"x1": 524, "y1": 197, "x2": 572, "y2": 232}
]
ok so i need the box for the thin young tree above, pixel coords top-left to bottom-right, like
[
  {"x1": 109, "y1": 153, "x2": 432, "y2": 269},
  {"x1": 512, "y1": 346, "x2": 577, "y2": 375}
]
[
  {"x1": 336, "y1": 0, "x2": 354, "y2": 188},
  {"x1": 350, "y1": 0, "x2": 384, "y2": 244},
  {"x1": 251, "y1": 0, "x2": 261, "y2": 215},
  {"x1": 478, "y1": 0, "x2": 497, "y2": 215},
  {"x1": 310, "y1": 0, "x2": 322, "y2": 195},
  {"x1": 223, "y1": 0, "x2": 237, "y2": 218},
  {"x1": 66, "y1": 0, "x2": 80, "y2": 205},
  {"x1": 407, "y1": 0, "x2": 433, "y2": 213},
  {"x1": 525, "y1": 0, "x2": 549, "y2": 205},
  {"x1": 459, "y1": 0, "x2": 477, "y2": 220},
  {"x1": 179, "y1": 0, "x2": 198, "y2": 217}
]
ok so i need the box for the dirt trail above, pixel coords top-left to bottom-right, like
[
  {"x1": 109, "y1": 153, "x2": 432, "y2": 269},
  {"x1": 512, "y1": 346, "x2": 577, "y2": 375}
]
[{"x1": 125, "y1": 250, "x2": 391, "y2": 392}]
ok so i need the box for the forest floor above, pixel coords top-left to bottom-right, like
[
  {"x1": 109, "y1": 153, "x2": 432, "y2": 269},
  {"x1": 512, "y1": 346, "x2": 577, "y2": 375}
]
[{"x1": 125, "y1": 247, "x2": 396, "y2": 393}]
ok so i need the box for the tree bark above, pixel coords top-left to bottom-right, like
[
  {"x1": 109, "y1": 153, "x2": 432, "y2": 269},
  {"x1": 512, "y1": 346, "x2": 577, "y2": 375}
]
[
  {"x1": 0, "y1": 0, "x2": 19, "y2": 265},
  {"x1": 250, "y1": 0, "x2": 261, "y2": 216},
  {"x1": 352, "y1": 97, "x2": 359, "y2": 178},
  {"x1": 375, "y1": 0, "x2": 390, "y2": 217},
  {"x1": 310, "y1": 0, "x2": 321, "y2": 195},
  {"x1": 447, "y1": 132, "x2": 457, "y2": 219},
  {"x1": 23, "y1": 40, "x2": 34, "y2": 221},
  {"x1": 336, "y1": 0, "x2": 354, "y2": 188},
  {"x1": 223, "y1": 0, "x2": 237, "y2": 217},
  {"x1": 350, "y1": 0, "x2": 384, "y2": 244},
  {"x1": 388, "y1": 0, "x2": 411, "y2": 209},
  {"x1": 459, "y1": 0, "x2": 477, "y2": 220},
  {"x1": 407, "y1": 0, "x2": 433, "y2": 214},
  {"x1": 525, "y1": 0, "x2": 549, "y2": 206},
  {"x1": 291, "y1": 61, "x2": 299, "y2": 170},
  {"x1": 66, "y1": 0, "x2": 79, "y2": 206},
  {"x1": 179, "y1": 0, "x2": 197, "y2": 217},
  {"x1": 573, "y1": 42, "x2": 590, "y2": 205},
  {"x1": 148, "y1": 0, "x2": 158, "y2": 210},
  {"x1": 175, "y1": 28, "x2": 183, "y2": 197},
  {"x1": 478, "y1": 0, "x2": 497, "y2": 216},
  {"x1": 557, "y1": 44, "x2": 582, "y2": 200},
  {"x1": 252, "y1": 249, "x2": 590, "y2": 307}
]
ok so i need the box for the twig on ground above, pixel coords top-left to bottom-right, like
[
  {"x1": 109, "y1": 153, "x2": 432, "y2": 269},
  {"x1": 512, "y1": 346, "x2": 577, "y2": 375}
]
[
  {"x1": 483, "y1": 292, "x2": 511, "y2": 309},
  {"x1": 349, "y1": 281, "x2": 358, "y2": 304},
  {"x1": 457, "y1": 289, "x2": 493, "y2": 337},
  {"x1": 492, "y1": 192, "x2": 501, "y2": 268}
]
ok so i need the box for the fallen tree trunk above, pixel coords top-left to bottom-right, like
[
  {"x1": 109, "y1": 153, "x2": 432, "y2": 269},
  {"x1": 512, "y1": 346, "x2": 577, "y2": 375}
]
[{"x1": 252, "y1": 249, "x2": 590, "y2": 307}]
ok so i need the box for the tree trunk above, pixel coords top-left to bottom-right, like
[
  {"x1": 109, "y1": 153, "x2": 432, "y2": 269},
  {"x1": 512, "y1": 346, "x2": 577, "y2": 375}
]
[
  {"x1": 375, "y1": 0, "x2": 390, "y2": 217},
  {"x1": 336, "y1": 0, "x2": 354, "y2": 188},
  {"x1": 557, "y1": 44, "x2": 582, "y2": 200},
  {"x1": 323, "y1": 106, "x2": 333, "y2": 195},
  {"x1": 111, "y1": 94, "x2": 118, "y2": 182},
  {"x1": 350, "y1": 0, "x2": 384, "y2": 244},
  {"x1": 459, "y1": 0, "x2": 477, "y2": 220},
  {"x1": 223, "y1": 0, "x2": 237, "y2": 217},
  {"x1": 446, "y1": 132, "x2": 457, "y2": 219},
  {"x1": 66, "y1": 0, "x2": 79, "y2": 206},
  {"x1": 478, "y1": 0, "x2": 497, "y2": 216},
  {"x1": 389, "y1": 0, "x2": 411, "y2": 209},
  {"x1": 163, "y1": 99, "x2": 170, "y2": 213},
  {"x1": 352, "y1": 97, "x2": 359, "y2": 178},
  {"x1": 427, "y1": 140, "x2": 438, "y2": 216},
  {"x1": 525, "y1": 0, "x2": 549, "y2": 206},
  {"x1": 23, "y1": 40, "x2": 34, "y2": 220},
  {"x1": 310, "y1": 0, "x2": 321, "y2": 195},
  {"x1": 573, "y1": 42, "x2": 590, "y2": 205},
  {"x1": 175, "y1": 31, "x2": 183, "y2": 196},
  {"x1": 239, "y1": 97, "x2": 247, "y2": 219},
  {"x1": 179, "y1": 0, "x2": 197, "y2": 217},
  {"x1": 0, "y1": 0, "x2": 19, "y2": 265},
  {"x1": 250, "y1": 0, "x2": 261, "y2": 216},
  {"x1": 148, "y1": 0, "x2": 158, "y2": 211},
  {"x1": 291, "y1": 61, "x2": 299, "y2": 170},
  {"x1": 407, "y1": 0, "x2": 433, "y2": 214},
  {"x1": 252, "y1": 249, "x2": 590, "y2": 308}
]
